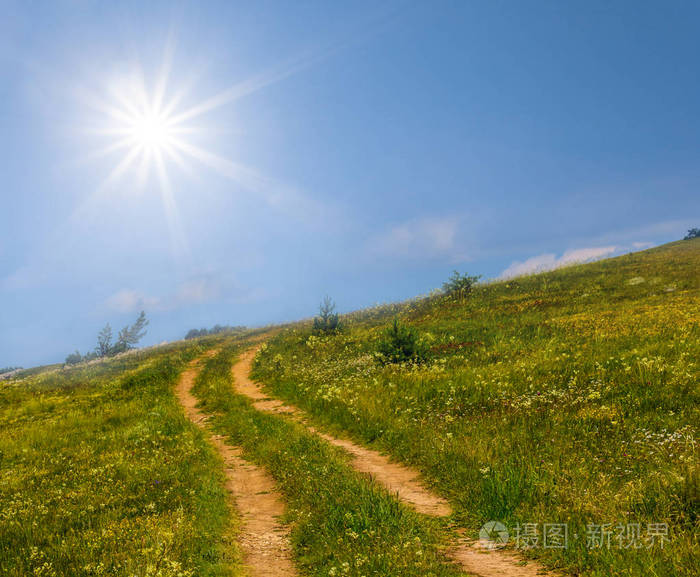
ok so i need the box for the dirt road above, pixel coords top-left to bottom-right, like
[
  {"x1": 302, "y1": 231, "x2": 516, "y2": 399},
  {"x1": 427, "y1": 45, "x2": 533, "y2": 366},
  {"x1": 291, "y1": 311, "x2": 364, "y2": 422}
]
[{"x1": 175, "y1": 351, "x2": 298, "y2": 577}]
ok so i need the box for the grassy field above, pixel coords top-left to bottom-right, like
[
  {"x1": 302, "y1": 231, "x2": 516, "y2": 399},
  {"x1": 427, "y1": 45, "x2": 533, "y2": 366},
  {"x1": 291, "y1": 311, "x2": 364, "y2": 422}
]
[
  {"x1": 253, "y1": 239, "x2": 700, "y2": 577},
  {"x1": 1, "y1": 239, "x2": 697, "y2": 576},
  {"x1": 0, "y1": 341, "x2": 242, "y2": 577},
  {"x1": 191, "y1": 341, "x2": 464, "y2": 577}
]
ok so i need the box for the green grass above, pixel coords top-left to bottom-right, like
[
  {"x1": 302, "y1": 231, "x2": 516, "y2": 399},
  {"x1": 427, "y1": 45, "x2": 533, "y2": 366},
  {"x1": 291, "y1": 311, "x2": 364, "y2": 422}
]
[
  {"x1": 192, "y1": 341, "x2": 464, "y2": 577},
  {"x1": 0, "y1": 341, "x2": 242, "y2": 577},
  {"x1": 253, "y1": 239, "x2": 700, "y2": 577}
]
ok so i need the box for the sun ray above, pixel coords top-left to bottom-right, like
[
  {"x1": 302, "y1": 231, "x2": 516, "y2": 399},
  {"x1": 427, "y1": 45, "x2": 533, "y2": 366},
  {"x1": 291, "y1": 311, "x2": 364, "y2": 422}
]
[
  {"x1": 100, "y1": 145, "x2": 143, "y2": 191},
  {"x1": 63, "y1": 144, "x2": 144, "y2": 236},
  {"x1": 152, "y1": 31, "x2": 176, "y2": 114},
  {"x1": 154, "y1": 148, "x2": 190, "y2": 262},
  {"x1": 77, "y1": 135, "x2": 136, "y2": 164},
  {"x1": 162, "y1": 143, "x2": 194, "y2": 177},
  {"x1": 168, "y1": 51, "x2": 320, "y2": 126},
  {"x1": 83, "y1": 96, "x2": 139, "y2": 127},
  {"x1": 168, "y1": 137, "x2": 313, "y2": 214},
  {"x1": 168, "y1": 137, "x2": 265, "y2": 192},
  {"x1": 136, "y1": 146, "x2": 152, "y2": 190}
]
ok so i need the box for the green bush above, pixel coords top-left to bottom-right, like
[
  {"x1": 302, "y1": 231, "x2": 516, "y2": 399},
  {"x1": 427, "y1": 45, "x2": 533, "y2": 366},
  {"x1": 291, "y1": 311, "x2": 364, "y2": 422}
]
[
  {"x1": 65, "y1": 350, "x2": 82, "y2": 365},
  {"x1": 442, "y1": 270, "x2": 481, "y2": 298},
  {"x1": 312, "y1": 296, "x2": 342, "y2": 335},
  {"x1": 684, "y1": 227, "x2": 699, "y2": 240},
  {"x1": 185, "y1": 325, "x2": 247, "y2": 339},
  {"x1": 377, "y1": 319, "x2": 428, "y2": 364}
]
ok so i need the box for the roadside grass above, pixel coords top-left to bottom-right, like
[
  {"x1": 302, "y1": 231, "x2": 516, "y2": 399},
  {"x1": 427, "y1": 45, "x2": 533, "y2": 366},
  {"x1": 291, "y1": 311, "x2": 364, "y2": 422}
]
[
  {"x1": 192, "y1": 341, "x2": 464, "y2": 577},
  {"x1": 0, "y1": 341, "x2": 242, "y2": 577},
  {"x1": 252, "y1": 240, "x2": 700, "y2": 577}
]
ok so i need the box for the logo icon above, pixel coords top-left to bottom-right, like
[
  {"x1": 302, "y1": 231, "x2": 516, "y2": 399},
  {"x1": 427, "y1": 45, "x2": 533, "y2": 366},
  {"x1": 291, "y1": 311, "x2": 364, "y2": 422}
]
[{"x1": 479, "y1": 521, "x2": 509, "y2": 549}]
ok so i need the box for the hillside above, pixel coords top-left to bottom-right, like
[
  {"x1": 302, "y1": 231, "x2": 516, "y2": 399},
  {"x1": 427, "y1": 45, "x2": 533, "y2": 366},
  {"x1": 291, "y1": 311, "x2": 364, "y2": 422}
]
[
  {"x1": 1, "y1": 239, "x2": 698, "y2": 577},
  {"x1": 0, "y1": 342, "x2": 241, "y2": 576},
  {"x1": 253, "y1": 239, "x2": 700, "y2": 576}
]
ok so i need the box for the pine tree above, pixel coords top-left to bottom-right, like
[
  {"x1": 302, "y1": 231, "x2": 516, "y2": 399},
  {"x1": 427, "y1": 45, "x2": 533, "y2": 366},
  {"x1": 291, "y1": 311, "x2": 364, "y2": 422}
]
[{"x1": 312, "y1": 296, "x2": 341, "y2": 335}]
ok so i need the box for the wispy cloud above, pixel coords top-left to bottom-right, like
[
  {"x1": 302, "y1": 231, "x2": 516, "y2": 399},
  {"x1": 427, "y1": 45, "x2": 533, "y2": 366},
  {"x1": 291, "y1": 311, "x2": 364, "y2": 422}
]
[
  {"x1": 370, "y1": 216, "x2": 467, "y2": 261},
  {"x1": 104, "y1": 275, "x2": 259, "y2": 314},
  {"x1": 173, "y1": 277, "x2": 221, "y2": 306},
  {"x1": 500, "y1": 245, "x2": 618, "y2": 279},
  {"x1": 105, "y1": 289, "x2": 161, "y2": 314}
]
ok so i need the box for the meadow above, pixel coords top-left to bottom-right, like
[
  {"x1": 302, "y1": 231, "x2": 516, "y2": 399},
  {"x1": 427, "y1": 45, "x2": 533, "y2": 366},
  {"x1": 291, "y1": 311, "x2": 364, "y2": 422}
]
[
  {"x1": 0, "y1": 341, "x2": 242, "y2": 577},
  {"x1": 253, "y1": 239, "x2": 700, "y2": 577},
  {"x1": 191, "y1": 341, "x2": 464, "y2": 577},
  {"x1": 1, "y1": 239, "x2": 697, "y2": 577}
]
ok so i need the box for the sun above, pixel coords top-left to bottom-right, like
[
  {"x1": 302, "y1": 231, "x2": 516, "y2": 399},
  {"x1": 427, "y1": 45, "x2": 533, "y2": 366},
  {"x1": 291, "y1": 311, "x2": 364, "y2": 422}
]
[
  {"x1": 87, "y1": 70, "x2": 196, "y2": 190},
  {"x1": 78, "y1": 39, "x2": 316, "y2": 261},
  {"x1": 128, "y1": 110, "x2": 173, "y2": 150},
  {"x1": 84, "y1": 38, "x2": 317, "y2": 195}
]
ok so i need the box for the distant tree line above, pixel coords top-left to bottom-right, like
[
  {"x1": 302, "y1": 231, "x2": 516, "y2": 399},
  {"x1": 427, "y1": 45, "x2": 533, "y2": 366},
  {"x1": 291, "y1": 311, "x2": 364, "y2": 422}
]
[
  {"x1": 65, "y1": 311, "x2": 149, "y2": 365},
  {"x1": 185, "y1": 325, "x2": 247, "y2": 340},
  {"x1": 684, "y1": 228, "x2": 699, "y2": 240}
]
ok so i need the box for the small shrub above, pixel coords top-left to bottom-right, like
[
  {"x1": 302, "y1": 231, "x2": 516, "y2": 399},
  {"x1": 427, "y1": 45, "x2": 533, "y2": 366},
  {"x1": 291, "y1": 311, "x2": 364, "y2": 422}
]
[
  {"x1": 185, "y1": 328, "x2": 206, "y2": 340},
  {"x1": 313, "y1": 296, "x2": 342, "y2": 335},
  {"x1": 683, "y1": 227, "x2": 699, "y2": 240},
  {"x1": 65, "y1": 351, "x2": 82, "y2": 365},
  {"x1": 442, "y1": 271, "x2": 481, "y2": 298},
  {"x1": 185, "y1": 325, "x2": 247, "y2": 339},
  {"x1": 377, "y1": 319, "x2": 428, "y2": 364}
]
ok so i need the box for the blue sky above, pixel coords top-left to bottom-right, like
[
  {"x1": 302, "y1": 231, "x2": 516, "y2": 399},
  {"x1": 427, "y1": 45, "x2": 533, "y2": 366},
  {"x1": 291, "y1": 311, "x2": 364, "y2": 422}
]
[{"x1": 2, "y1": 1, "x2": 698, "y2": 368}]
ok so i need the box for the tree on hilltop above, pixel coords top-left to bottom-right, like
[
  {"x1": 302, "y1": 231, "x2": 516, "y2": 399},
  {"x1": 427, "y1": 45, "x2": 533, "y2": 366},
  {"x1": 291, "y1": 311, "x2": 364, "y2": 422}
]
[
  {"x1": 112, "y1": 311, "x2": 149, "y2": 354},
  {"x1": 313, "y1": 296, "x2": 342, "y2": 335},
  {"x1": 96, "y1": 324, "x2": 113, "y2": 357}
]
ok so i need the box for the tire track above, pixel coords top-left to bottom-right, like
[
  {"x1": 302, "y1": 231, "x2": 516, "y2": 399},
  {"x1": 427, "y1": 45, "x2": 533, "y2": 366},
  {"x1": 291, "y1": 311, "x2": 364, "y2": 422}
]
[
  {"x1": 233, "y1": 348, "x2": 451, "y2": 516},
  {"x1": 234, "y1": 346, "x2": 555, "y2": 577},
  {"x1": 176, "y1": 351, "x2": 298, "y2": 577}
]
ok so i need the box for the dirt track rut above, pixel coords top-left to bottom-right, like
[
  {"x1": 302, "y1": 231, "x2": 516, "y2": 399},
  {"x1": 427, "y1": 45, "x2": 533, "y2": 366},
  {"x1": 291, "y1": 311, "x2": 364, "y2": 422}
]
[
  {"x1": 234, "y1": 346, "x2": 555, "y2": 577},
  {"x1": 175, "y1": 351, "x2": 297, "y2": 577}
]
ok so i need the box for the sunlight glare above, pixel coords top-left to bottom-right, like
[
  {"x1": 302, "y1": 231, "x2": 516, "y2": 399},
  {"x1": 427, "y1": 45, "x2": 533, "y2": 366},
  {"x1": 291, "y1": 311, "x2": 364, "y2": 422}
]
[
  {"x1": 78, "y1": 38, "x2": 318, "y2": 262},
  {"x1": 129, "y1": 111, "x2": 173, "y2": 149}
]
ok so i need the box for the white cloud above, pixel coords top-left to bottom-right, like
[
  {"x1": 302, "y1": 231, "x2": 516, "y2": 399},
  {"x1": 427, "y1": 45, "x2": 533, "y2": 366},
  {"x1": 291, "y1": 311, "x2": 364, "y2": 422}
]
[
  {"x1": 558, "y1": 246, "x2": 618, "y2": 266},
  {"x1": 371, "y1": 217, "x2": 461, "y2": 260},
  {"x1": 500, "y1": 245, "x2": 618, "y2": 279},
  {"x1": 500, "y1": 253, "x2": 558, "y2": 278}
]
